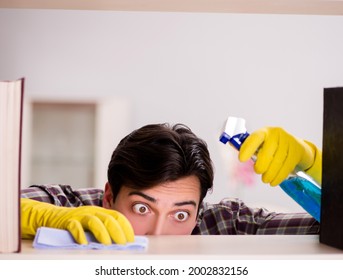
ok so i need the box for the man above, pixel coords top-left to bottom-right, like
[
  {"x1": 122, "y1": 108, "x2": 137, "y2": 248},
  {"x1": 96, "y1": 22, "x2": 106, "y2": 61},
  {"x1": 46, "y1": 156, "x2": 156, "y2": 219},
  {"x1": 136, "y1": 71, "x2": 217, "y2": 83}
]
[{"x1": 21, "y1": 123, "x2": 321, "y2": 245}]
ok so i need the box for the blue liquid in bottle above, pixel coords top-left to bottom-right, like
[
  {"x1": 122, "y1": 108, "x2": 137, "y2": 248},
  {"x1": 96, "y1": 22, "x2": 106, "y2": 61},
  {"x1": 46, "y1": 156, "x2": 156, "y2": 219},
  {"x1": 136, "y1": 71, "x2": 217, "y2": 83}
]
[{"x1": 279, "y1": 175, "x2": 321, "y2": 222}]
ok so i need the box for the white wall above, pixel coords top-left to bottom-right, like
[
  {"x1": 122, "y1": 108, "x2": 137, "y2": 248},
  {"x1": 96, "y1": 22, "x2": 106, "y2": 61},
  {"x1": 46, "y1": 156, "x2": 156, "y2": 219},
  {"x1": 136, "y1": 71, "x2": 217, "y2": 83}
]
[{"x1": 1, "y1": 9, "x2": 343, "y2": 212}]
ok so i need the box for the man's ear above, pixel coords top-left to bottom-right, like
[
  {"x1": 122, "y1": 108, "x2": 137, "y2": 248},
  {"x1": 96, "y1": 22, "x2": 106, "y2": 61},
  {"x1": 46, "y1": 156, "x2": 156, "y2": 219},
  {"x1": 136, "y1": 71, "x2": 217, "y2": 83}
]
[{"x1": 102, "y1": 182, "x2": 114, "y2": 209}]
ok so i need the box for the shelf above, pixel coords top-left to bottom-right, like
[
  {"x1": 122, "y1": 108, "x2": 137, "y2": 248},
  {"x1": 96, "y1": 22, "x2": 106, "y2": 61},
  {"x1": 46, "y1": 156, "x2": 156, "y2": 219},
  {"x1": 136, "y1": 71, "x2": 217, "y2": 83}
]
[{"x1": 1, "y1": 0, "x2": 343, "y2": 16}]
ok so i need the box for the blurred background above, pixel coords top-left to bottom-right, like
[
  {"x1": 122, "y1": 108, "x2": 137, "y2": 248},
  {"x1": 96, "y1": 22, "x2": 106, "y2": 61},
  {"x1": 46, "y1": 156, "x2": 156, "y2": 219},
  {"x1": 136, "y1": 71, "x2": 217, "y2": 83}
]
[{"x1": 1, "y1": 8, "x2": 343, "y2": 212}]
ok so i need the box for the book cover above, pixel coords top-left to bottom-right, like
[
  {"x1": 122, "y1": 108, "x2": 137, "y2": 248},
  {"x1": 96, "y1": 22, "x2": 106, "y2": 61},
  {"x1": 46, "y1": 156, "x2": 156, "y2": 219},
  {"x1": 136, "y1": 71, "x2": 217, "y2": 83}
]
[
  {"x1": 0, "y1": 78, "x2": 24, "y2": 253},
  {"x1": 320, "y1": 87, "x2": 343, "y2": 250}
]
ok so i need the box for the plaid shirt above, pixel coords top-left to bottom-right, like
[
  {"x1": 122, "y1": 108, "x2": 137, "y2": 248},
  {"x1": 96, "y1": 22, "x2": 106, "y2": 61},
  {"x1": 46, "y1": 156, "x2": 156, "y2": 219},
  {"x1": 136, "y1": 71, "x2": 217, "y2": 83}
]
[{"x1": 21, "y1": 184, "x2": 320, "y2": 235}]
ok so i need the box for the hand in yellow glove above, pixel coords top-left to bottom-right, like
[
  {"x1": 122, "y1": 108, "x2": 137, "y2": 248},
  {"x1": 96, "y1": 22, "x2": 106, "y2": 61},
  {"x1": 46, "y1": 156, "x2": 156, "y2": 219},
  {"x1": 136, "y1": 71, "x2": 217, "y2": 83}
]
[
  {"x1": 238, "y1": 127, "x2": 322, "y2": 186},
  {"x1": 21, "y1": 198, "x2": 135, "y2": 245}
]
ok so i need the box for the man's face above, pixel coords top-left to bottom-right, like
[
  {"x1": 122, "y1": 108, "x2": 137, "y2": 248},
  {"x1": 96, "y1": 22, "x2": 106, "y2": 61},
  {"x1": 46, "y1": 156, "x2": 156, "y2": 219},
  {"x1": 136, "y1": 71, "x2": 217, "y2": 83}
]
[{"x1": 103, "y1": 175, "x2": 201, "y2": 235}]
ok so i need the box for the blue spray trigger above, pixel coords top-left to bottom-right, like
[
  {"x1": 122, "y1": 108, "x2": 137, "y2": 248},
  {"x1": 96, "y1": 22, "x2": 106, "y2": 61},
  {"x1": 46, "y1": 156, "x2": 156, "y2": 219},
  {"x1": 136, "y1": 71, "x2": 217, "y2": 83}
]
[
  {"x1": 220, "y1": 116, "x2": 249, "y2": 150},
  {"x1": 219, "y1": 131, "x2": 250, "y2": 150},
  {"x1": 219, "y1": 132, "x2": 230, "y2": 144}
]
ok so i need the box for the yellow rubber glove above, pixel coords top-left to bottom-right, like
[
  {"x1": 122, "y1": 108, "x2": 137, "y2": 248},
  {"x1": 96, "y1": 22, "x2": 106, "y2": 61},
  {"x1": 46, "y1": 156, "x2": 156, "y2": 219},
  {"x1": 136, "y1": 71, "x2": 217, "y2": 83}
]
[
  {"x1": 239, "y1": 127, "x2": 322, "y2": 186},
  {"x1": 21, "y1": 198, "x2": 135, "y2": 245}
]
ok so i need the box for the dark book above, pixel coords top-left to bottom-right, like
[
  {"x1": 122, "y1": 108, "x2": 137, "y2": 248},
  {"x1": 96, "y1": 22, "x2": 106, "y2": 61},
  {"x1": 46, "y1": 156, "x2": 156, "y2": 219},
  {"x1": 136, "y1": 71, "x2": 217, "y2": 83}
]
[
  {"x1": 0, "y1": 78, "x2": 24, "y2": 253},
  {"x1": 320, "y1": 87, "x2": 343, "y2": 250}
]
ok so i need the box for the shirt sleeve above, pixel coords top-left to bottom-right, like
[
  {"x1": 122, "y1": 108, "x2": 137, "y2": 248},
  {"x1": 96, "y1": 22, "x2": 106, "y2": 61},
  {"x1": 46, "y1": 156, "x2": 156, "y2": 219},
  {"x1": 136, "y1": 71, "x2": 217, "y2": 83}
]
[
  {"x1": 193, "y1": 198, "x2": 320, "y2": 235},
  {"x1": 20, "y1": 184, "x2": 104, "y2": 207},
  {"x1": 256, "y1": 212, "x2": 320, "y2": 234}
]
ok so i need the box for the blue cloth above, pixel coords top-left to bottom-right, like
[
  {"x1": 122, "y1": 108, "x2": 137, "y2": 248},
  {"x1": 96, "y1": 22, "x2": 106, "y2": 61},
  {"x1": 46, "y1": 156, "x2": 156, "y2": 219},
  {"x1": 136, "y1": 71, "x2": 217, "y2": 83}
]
[{"x1": 33, "y1": 227, "x2": 148, "y2": 250}]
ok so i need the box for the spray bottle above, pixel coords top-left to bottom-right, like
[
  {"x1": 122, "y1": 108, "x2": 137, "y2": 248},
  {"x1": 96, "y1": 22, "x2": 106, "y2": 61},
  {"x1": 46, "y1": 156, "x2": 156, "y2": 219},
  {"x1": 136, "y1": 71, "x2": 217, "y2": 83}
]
[{"x1": 219, "y1": 116, "x2": 321, "y2": 222}]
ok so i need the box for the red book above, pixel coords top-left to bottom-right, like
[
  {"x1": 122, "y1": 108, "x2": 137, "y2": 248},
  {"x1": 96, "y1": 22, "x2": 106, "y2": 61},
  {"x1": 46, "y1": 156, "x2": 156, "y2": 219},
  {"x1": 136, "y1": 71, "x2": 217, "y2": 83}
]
[{"x1": 0, "y1": 78, "x2": 24, "y2": 253}]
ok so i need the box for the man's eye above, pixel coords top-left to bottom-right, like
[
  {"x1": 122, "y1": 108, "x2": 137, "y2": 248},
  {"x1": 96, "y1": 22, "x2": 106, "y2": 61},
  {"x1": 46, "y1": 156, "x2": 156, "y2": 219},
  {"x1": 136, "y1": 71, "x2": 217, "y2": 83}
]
[
  {"x1": 174, "y1": 211, "x2": 189, "y2": 222},
  {"x1": 132, "y1": 203, "x2": 149, "y2": 215}
]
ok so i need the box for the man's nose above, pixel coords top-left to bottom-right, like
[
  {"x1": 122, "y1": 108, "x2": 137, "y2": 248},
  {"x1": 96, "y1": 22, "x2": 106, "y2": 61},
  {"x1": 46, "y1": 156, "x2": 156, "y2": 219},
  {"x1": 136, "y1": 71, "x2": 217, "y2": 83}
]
[{"x1": 148, "y1": 216, "x2": 168, "y2": 235}]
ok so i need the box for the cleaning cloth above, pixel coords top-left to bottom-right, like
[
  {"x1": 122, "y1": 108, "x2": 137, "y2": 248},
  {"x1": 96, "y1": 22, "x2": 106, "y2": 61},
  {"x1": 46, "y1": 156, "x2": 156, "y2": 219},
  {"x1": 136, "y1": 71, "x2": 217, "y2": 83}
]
[{"x1": 33, "y1": 227, "x2": 148, "y2": 250}]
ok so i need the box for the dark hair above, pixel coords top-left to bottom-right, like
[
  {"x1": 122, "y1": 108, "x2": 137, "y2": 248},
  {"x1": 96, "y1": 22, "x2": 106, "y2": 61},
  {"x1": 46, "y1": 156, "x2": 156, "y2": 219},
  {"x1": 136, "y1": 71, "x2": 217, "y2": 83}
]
[{"x1": 107, "y1": 123, "x2": 214, "y2": 205}]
